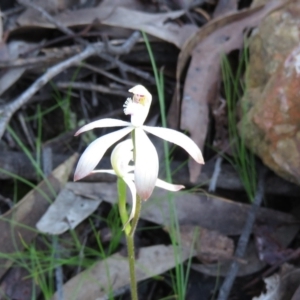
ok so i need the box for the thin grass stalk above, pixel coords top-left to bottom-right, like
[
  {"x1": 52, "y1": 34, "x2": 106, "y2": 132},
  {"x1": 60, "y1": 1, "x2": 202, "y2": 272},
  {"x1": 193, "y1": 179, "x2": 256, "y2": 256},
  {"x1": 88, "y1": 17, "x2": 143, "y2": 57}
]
[
  {"x1": 142, "y1": 31, "x2": 190, "y2": 299},
  {"x1": 221, "y1": 49, "x2": 256, "y2": 201},
  {"x1": 6, "y1": 126, "x2": 56, "y2": 197},
  {"x1": 36, "y1": 104, "x2": 42, "y2": 180}
]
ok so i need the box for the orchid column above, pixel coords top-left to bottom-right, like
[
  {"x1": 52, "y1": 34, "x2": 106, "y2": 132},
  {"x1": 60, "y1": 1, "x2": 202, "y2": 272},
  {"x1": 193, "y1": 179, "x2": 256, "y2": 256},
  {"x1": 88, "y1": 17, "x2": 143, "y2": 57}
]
[{"x1": 74, "y1": 85, "x2": 204, "y2": 300}]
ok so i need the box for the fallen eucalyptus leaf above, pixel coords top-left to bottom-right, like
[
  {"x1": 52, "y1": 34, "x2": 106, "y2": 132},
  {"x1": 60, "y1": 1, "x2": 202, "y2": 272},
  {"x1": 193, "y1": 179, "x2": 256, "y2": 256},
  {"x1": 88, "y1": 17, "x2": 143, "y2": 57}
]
[
  {"x1": 36, "y1": 188, "x2": 102, "y2": 234},
  {"x1": 252, "y1": 273, "x2": 280, "y2": 300},
  {"x1": 17, "y1": 4, "x2": 197, "y2": 49},
  {"x1": 68, "y1": 182, "x2": 298, "y2": 239},
  {"x1": 169, "y1": 0, "x2": 288, "y2": 181},
  {"x1": 178, "y1": 225, "x2": 234, "y2": 262},
  {"x1": 51, "y1": 245, "x2": 191, "y2": 300}
]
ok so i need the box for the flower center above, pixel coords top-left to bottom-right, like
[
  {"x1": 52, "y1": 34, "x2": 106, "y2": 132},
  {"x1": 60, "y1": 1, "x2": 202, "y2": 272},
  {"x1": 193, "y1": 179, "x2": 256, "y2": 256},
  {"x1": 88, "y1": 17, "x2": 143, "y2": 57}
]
[{"x1": 133, "y1": 94, "x2": 146, "y2": 105}]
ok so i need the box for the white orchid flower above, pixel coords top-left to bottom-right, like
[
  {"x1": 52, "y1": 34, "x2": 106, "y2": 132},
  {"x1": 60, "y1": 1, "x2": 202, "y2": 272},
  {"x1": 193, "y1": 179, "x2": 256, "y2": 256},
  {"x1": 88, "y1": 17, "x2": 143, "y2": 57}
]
[
  {"x1": 92, "y1": 139, "x2": 184, "y2": 223},
  {"x1": 74, "y1": 85, "x2": 204, "y2": 200}
]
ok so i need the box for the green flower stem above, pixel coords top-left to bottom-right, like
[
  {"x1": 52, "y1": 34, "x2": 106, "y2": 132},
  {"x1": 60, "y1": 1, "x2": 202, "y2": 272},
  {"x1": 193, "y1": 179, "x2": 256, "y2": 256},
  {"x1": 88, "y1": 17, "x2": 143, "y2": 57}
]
[
  {"x1": 117, "y1": 178, "x2": 142, "y2": 300},
  {"x1": 117, "y1": 177, "x2": 131, "y2": 235},
  {"x1": 126, "y1": 231, "x2": 138, "y2": 300},
  {"x1": 126, "y1": 194, "x2": 142, "y2": 300},
  {"x1": 129, "y1": 194, "x2": 142, "y2": 237}
]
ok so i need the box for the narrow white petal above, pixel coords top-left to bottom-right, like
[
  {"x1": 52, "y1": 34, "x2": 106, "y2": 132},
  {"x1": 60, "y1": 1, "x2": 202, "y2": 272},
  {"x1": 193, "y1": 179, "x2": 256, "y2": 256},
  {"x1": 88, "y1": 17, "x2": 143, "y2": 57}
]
[
  {"x1": 92, "y1": 170, "x2": 116, "y2": 175},
  {"x1": 122, "y1": 176, "x2": 137, "y2": 226},
  {"x1": 155, "y1": 178, "x2": 185, "y2": 191},
  {"x1": 143, "y1": 126, "x2": 204, "y2": 164},
  {"x1": 74, "y1": 127, "x2": 133, "y2": 181},
  {"x1": 75, "y1": 118, "x2": 131, "y2": 136},
  {"x1": 127, "y1": 173, "x2": 184, "y2": 192},
  {"x1": 134, "y1": 128, "x2": 159, "y2": 200}
]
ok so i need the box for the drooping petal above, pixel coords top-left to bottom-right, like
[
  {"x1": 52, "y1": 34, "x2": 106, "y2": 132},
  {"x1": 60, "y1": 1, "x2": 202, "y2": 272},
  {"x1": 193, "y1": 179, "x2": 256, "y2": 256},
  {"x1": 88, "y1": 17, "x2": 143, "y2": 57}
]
[
  {"x1": 75, "y1": 118, "x2": 131, "y2": 136},
  {"x1": 74, "y1": 127, "x2": 133, "y2": 181},
  {"x1": 134, "y1": 128, "x2": 159, "y2": 200},
  {"x1": 143, "y1": 126, "x2": 204, "y2": 164},
  {"x1": 122, "y1": 175, "x2": 137, "y2": 226},
  {"x1": 155, "y1": 178, "x2": 185, "y2": 191}
]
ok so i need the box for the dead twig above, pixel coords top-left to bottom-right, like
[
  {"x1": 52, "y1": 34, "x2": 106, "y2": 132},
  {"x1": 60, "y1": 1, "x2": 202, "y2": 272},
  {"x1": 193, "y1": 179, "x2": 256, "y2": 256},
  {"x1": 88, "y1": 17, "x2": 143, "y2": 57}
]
[
  {"x1": 103, "y1": 31, "x2": 141, "y2": 55},
  {"x1": 18, "y1": 0, "x2": 88, "y2": 46},
  {"x1": 217, "y1": 166, "x2": 266, "y2": 300},
  {"x1": 56, "y1": 81, "x2": 129, "y2": 97},
  {"x1": 99, "y1": 53, "x2": 155, "y2": 83},
  {"x1": 79, "y1": 62, "x2": 137, "y2": 87},
  {"x1": 0, "y1": 0, "x2": 149, "y2": 141},
  {"x1": 20, "y1": 31, "x2": 99, "y2": 58},
  {"x1": 0, "y1": 5, "x2": 24, "y2": 18},
  {"x1": 20, "y1": 0, "x2": 141, "y2": 58},
  {"x1": 244, "y1": 246, "x2": 300, "y2": 290},
  {"x1": 0, "y1": 46, "x2": 85, "y2": 69},
  {"x1": 0, "y1": 44, "x2": 102, "y2": 140}
]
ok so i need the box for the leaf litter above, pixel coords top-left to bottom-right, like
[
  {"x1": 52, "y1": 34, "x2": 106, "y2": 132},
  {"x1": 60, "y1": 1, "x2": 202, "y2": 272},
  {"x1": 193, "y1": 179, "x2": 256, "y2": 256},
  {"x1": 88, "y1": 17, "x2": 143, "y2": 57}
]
[{"x1": 0, "y1": 0, "x2": 299, "y2": 298}]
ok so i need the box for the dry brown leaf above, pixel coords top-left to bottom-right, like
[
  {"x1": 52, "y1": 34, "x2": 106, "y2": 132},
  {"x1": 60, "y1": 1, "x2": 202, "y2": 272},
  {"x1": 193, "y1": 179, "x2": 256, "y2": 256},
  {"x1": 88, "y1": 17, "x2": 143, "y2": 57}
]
[
  {"x1": 291, "y1": 284, "x2": 300, "y2": 300},
  {"x1": 178, "y1": 225, "x2": 234, "y2": 262},
  {"x1": 253, "y1": 264, "x2": 300, "y2": 300},
  {"x1": 36, "y1": 187, "x2": 102, "y2": 234},
  {"x1": 27, "y1": 0, "x2": 78, "y2": 12},
  {"x1": 170, "y1": 0, "x2": 288, "y2": 182},
  {"x1": 68, "y1": 182, "x2": 298, "y2": 243},
  {"x1": 0, "y1": 41, "x2": 39, "y2": 96},
  {"x1": 17, "y1": 3, "x2": 113, "y2": 28},
  {"x1": 64, "y1": 182, "x2": 298, "y2": 277},
  {"x1": 252, "y1": 273, "x2": 280, "y2": 300},
  {"x1": 100, "y1": 0, "x2": 160, "y2": 13},
  {"x1": 0, "y1": 154, "x2": 77, "y2": 279},
  {"x1": 213, "y1": 0, "x2": 237, "y2": 18},
  {"x1": 68, "y1": 182, "x2": 299, "y2": 277},
  {"x1": 51, "y1": 245, "x2": 191, "y2": 300},
  {"x1": 0, "y1": 266, "x2": 39, "y2": 300},
  {"x1": 17, "y1": 4, "x2": 197, "y2": 49},
  {"x1": 19, "y1": 0, "x2": 85, "y2": 23},
  {"x1": 192, "y1": 241, "x2": 265, "y2": 277},
  {"x1": 277, "y1": 264, "x2": 300, "y2": 300}
]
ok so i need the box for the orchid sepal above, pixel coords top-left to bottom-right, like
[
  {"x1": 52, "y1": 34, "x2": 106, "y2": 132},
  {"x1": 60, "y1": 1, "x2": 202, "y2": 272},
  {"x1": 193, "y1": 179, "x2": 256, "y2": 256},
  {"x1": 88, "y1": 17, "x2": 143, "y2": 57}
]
[
  {"x1": 75, "y1": 118, "x2": 131, "y2": 136},
  {"x1": 142, "y1": 125, "x2": 204, "y2": 164},
  {"x1": 74, "y1": 127, "x2": 133, "y2": 181},
  {"x1": 134, "y1": 128, "x2": 159, "y2": 200}
]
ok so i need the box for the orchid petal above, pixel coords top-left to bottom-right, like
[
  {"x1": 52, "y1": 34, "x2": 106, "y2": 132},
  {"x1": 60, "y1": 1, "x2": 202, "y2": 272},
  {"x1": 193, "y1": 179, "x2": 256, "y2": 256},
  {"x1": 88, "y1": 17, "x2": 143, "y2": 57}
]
[
  {"x1": 122, "y1": 175, "x2": 137, "y2": 226},
  {"x1": 143, "y1": 126, "x2": 204, "y2": 164},
  {"x1": 127, "y1": 173, "x2": 184, "y2": 192},
  {"x1": 155, "y1": 179, "x2": 185, "y2": 191},
  {"x1": 92, "y1": 170, "x2": 116, "y2": 175},
  {"x1": 111, "y1": 139, "x2": 133, "y2": 177},
  {"x1": 75, "y1": 118, "x2": 131, "y2": 136},
  {"x1": 134, "y1": 128, "x2": 158, "y2": 200},
  {"x1": 74, "y1": 127, "x2": 133, "y2": 181}
]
